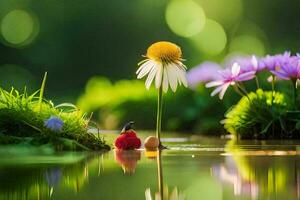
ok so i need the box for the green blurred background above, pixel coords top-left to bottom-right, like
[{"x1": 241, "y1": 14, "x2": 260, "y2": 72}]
[{"x1": 0, "y1": 0, "x2": 299, "y2": 133}]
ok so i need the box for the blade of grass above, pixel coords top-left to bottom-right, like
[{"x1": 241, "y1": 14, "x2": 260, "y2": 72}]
[
  {"x1": 55, "y1": 103, "x2": 78, "y2": 112},
  {"x1": 39, "y1": 72, "x2": 47, "y2": 113}
]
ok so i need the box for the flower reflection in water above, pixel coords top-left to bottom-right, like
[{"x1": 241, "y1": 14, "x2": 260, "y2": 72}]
[
  {"x1": 211, "y1": 140, "x2": 300, "y2": 199},
  {"x1": 45, "y1": 167, "x2": 63, "y2": 187},
  {"x1": 145, "y1": 187, "x2": 185, "y2": 200},
  {"x1": 114, "y1": 149, "x2": 141, "y2": 174},
  {"x1": 45, "y1": 167, "x2": 63, "y2": 197},
  {"x1": 145, "y1": 150, "x2": 185, "y2": 200},
  {"x1": 212, "y1": 157, "x2": 258, "y2": 199}
]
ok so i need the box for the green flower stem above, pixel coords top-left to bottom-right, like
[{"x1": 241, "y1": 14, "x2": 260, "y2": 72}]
[
  {"x1": 271, "y1": 75, "x2": 275, "y2": 106},
  {"x1": 270, "y1": 75, "x2": 275, "y2": 137},
  {"x1": 235, "y1": 84, "x2": 260, "y2": 116},
  {"x1": 157, "y1": 150, "x2": 164, "y2": 200},
  {"x1": 233, "y1": 85, "x2": 244, "y2": 97},
  {"x1": 292, "y1": 79, "x2": 297, "y2": 109},
  {"x1": 156, "y1": 86, "x2": 163, "y2": 147},
  {"x1": 236, "y1": 83, "x2": 251, "y2": 102},
  {"x1": 255, "y1": 76, "x2": 260, "y2": 89},
  {"x1": 240, "y1": 82, "x2": 249, "y2": 93}
]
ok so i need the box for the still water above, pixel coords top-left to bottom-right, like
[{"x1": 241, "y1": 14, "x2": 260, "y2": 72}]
[{"x1": 0, "y1": 135, "x2": 299, "y2": 200}]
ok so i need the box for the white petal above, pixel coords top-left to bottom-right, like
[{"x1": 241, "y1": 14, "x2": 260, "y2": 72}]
[
  {"x1": 169, "y1": 62, "x2": 187, "y2": 88},
  {"x1": 163, "y1": 67, "x2": 169, "y2": 93},
  {"x1": 145, "y1": 188, "x2": 152, "y2": 200},
  {"x1": 173, "y1": 65, "x2": 182, "y2": 86},
  {"x1": 155, "y1": 63, "x2": 163, "y2": 89},
  {"x1": 137, "y1": 61, "x2": 155, "y2": 79},
  {"x1": 177, "y1": 61, "x2": 187, "y2": 69},
  {"x1": 231, "y1": 63, "x2": 240, "y2": 77},
  {"x1": 170, "y1": 187, "x2": 178, "y2": 200},
  {"x1": 174, "y1": 65, "x2": 187, "y2": 87},
  {"x1": 211, "y1": 85, "x2": 223, "y2": 96},
  {"x1": 136, "y1": 59, "x2": 150, "y2": 74},
  {"x1": 136, "y1": 65, "x2": 145, "y2": 75},
  {"x1": 219, "y1": 82, "x2": 230, "y2": 99},
  {"x1": 179, "y1": 68, "x2": 188, "y2": 87},
  {"x1": 155, "y1": 193, "x2": 161, "y2": 200},
  {"x1": 205, "y1": 81, "x2": 223, "y2": 88},
  {"x1": 267, "y1": 75, "x2": 274, "y2": 83},
  {"x1": 167, "y1": 64, "x2": 178, "y2": 92},
  {"x1": 145, "y1": 66, "x2": 157, "y2": 90},
  {"x1": 251, "y1": 55, "x2": 258, "y2": 70},
  {"x1": 138, "y1": 58, "x2": 150, "y2": 66}
]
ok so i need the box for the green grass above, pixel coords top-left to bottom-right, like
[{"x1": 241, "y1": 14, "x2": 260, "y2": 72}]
[
  {"x1": 0, "y1": 73, "x2": 109, "y2": 151},
  {"x1": 223, "y1": 89, "x2": 299, "y2": 139}
]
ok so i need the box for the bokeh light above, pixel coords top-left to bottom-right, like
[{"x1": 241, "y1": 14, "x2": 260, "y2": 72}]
[
  {"x1": 197, "y1": 0, "x2": 243, "y2": 28},
  {"x1": 237, "y1": 20, "x2": 267, "y2": 39},
  {"x1": 229, "y1": 35, "x2": 265, "y2": 56},
  {"x1": 0, "y1": 9, "x2": 39, "y2": 48},
  {"x1": 189, "y1": 19, "x2": 227, "y2": 55},
  {"x1": 0, "y1": 64, "x2": 37, "y2": 91},
  {"x1": 165, "y1": 0, "x2": 206, "y2": 38}
]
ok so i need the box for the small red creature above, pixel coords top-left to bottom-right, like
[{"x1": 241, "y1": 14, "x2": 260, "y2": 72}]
[{"x1": 114, "y1": 122, "x2": 141, "y2": 150}]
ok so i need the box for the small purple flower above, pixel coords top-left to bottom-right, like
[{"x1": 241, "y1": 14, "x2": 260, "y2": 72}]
[
  {"x1": 206, "y1": 63, "x2": 256, "y2": 99},
  {"x1": 262, "y1": 51, "x2": 291, "y2": 71},
  {"x1": 187, "y1": 62, "x2": 222, "y2": 89},
  {"x1": 261, "y1": 55, "x2": 277, "y2": 71},
  {"x1": 225, "y1": 55, "x2": 265, "y2": 73},
  {"x1": 271, "y1": 56, "x2": 300, "y2": 80},
  {"x1": 44, "y1": 116, "x2": 64, "y2": 132}
]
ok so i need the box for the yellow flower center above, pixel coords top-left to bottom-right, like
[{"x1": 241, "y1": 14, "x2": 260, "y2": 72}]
[{"x1": 146, "y1": 41, "x2": 182, "y2": 63}]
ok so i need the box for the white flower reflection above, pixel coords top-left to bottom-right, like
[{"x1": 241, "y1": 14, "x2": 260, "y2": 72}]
[{"x1": 212, "y1": 157, "x2": 258, "y2": 200}]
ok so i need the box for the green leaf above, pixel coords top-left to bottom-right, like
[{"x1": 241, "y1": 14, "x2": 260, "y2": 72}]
[
  {"x1": 260, "y1": 120, "x2": 274, "y2": 134},
  {"x1": 279, "y1": 116, "x2": 288, "y2": 132},
  {"x1": 295, "y1": 121, "x2": 300, "y2": 130}
]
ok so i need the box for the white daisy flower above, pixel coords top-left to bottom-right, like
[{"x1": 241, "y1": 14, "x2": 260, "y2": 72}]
[{"x1": 136, "y1": 41, "x2": 188, "y2": 92}]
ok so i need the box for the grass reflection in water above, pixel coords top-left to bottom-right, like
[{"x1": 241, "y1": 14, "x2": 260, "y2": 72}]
[{"x1": 0, "y1": 137, "x2": 299, "y2": 200}]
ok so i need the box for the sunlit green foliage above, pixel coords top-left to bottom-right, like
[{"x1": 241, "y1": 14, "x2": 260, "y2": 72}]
[
  {"x1": 223, "y1": 89, "x2": 297, "y2": 139},
  {"x1": 77, "y1": 76, "x2": 156, "y2": 113},
  {"x1": 77, "y1": 77, "x2": 227, "y2": 134},
  {"x1": 0, "y1": 78, "x2": 109, "y2": 150}
]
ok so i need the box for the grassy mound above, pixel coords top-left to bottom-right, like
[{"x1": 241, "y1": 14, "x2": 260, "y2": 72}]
[
  {"x1": 0, "y1": 74, "x2": 109, "y2": 151},
  {"x1": 223, "y1": 89, "x2": 300, "y2": 139}
]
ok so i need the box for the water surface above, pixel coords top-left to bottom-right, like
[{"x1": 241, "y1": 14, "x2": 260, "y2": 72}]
[{"x1": 0, "y1": 135, "x2": 299, "y2": 200}]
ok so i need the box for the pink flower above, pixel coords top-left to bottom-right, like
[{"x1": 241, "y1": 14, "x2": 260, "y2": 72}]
[{"x1": 206, "y1": 63, "x2": 256, "y2": 99}]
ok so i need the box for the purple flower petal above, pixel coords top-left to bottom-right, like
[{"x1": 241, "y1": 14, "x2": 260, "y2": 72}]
[
  {"x1": 187, "y1": 62, "x2": 222, "y2": 89},
  {"x1": 44, "y1": 116, "x2": 64, "y2": 132},
  {"x1": 234, "y1": 71, "x2": 256, "y2": 81}
]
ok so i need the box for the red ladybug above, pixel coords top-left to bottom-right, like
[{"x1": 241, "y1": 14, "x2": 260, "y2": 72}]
[{"x1": 114, "y1": 122, "x2": 141, "y2": 150}]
